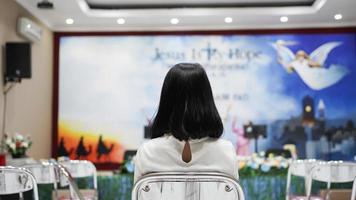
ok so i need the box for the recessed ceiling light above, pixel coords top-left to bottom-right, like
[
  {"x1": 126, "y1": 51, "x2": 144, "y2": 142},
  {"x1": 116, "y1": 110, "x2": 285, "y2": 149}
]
[
  {"x1": 280, "y1": 16, "x2": 288, "y2": 23},
  {"x1": 26, "y1": 24, "x2": 31, "y2": 29},
  {"x1": 65, "y1": 18, "x2": 74, "y2": 25},
  {"x1": 334, "y1": 14, "x2": 342, "y2": 20},
  {"x1": 170, "y1": 18, "x2": 179, "y2": 25},
  {"x1": 224, "y1": 17, "x2": 233, "y2": 23},
  {"x1": 117, "y1": 18, "x2": 126, "y2": 24}
]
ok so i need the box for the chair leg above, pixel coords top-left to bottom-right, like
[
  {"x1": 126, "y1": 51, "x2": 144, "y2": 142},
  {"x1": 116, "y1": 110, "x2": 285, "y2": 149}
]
[
  {"x1": 306, "y1": 176, "x2": 312, "y2": 200},
  {"x1": 286, "y1": 170, "x2": 291, "y2": 200},
  {"x1": 326, "y1": 181, "x2": 331, "y2": 200},
  {"x1": 351, "y1": 180, "x2": 356, "y2": 200},
  {"x1": 19, "y1": 192, "x2": 24, "y2": 200}
]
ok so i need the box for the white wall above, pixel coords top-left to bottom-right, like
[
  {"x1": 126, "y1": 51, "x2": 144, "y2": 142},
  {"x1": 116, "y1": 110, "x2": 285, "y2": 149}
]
[{"x1": 0, "y1": 0, "x2": 53, "y2": 159}]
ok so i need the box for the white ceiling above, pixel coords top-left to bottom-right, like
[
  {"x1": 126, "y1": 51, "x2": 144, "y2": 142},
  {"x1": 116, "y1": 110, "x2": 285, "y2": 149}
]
[
  {"x1": 86, "y1": 0, "x2": 314, "y2": 7},
  {"x1": 16, "y1": 0, "x2": 356, "y2": 32},
  {"x1": 87, "y1": 0, "x2": 313, "y2": 4}
]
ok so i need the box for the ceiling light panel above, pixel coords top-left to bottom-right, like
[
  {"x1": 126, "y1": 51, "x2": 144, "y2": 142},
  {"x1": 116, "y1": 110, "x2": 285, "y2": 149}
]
[{"x1": 85, "y1": 0, "x2": 315, "y2": 9}]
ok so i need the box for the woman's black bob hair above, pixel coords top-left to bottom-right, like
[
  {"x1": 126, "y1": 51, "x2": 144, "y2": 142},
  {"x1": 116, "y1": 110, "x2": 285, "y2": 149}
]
[{"x1": 151, "y1": 63, "x2": 223, "y2": 141}]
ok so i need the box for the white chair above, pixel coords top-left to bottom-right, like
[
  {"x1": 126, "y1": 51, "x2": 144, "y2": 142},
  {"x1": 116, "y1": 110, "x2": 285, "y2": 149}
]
[
  {"x1": 54, "y1": 161, "x2": 86, "y2": 200},
  {"x1": 59, "y1": 160, "x2": 98, "y2": 200},
  {"x1": 307, "y1": 161, "x2": 356, "y2": 200},
  {"x1": 286, "y1": 159, "x2": 319, "y2": 200},
  {"x1": 0, "y1": 166, "x2": 39, "y2": 200},
  {"x1": 132, "y1": 172, "x2": 245, "y2": 200},
  {"x1": 23, "y1": 162, "x2": 60, "y2": 199}
]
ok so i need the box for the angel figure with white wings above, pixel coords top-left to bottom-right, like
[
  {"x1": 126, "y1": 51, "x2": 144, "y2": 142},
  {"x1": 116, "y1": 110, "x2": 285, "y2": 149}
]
[{"x1": 272, "y1": 40, "x2": 349, "y2": 90}]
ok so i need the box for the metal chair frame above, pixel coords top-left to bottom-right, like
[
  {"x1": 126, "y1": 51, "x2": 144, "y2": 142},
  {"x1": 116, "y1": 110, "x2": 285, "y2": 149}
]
[
  {"x1": 307, "y1": 161, "x2": 356, "y2": 200},
  {"x1": 58, "y1": 160, "x2": 98, "y2": 200},
  {"x1": 0, "y1": 166, "x2": 39, "y2": 200},
  {"x1": 132, "y1": 172, "x2": 245, "y2": 200},
  {"x1": 23, "y1": 162, "x2": 61, "y2": 199},
  {"x1": 54, "y1": 161, "x2": 86, "y2": 200},
  {"x1": 286, "y1": 159, "x2": 318, "y2": 200}
]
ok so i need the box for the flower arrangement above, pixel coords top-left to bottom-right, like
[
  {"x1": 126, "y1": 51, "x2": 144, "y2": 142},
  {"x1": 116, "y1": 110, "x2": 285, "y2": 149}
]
[
  {"x1": 238, "y1": 152, "x2": 291, "y2": 176},
  {"x1": 4, "y1": 133, "x2": 32, "y2": 158}
]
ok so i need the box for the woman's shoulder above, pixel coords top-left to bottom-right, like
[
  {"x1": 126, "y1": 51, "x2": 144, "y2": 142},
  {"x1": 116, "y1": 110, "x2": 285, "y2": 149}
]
[
  {"x1": 206, "y1": 138, "x2": 235, "y2": 148},
  {"x1": 141, "y1": 136, "x2": 234, "y2": 146},
  {"x1": 137, "y1": 135, "x2": 173, "y2": 152},
  {"x1": 138, "y1": 136, "x2": 235, "y2": 153}
]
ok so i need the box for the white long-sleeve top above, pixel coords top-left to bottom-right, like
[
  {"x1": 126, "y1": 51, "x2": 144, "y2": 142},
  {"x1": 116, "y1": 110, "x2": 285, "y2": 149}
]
[{"x1": 134, "y1": 134, "x2": 239, "y2": 183}]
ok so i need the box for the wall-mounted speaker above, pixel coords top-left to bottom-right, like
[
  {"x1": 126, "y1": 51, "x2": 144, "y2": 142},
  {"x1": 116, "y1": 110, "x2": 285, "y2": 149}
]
[{"x1": 5, "y1": 42, "x2": 31, "y2": 82}]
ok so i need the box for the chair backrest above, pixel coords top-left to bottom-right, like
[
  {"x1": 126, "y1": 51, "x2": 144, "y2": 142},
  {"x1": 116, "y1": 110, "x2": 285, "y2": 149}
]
[
  {"x1": 132, "y1": 172, "x2": 244, "y2": 200},
  {"x1": 286, "y1": 159, "x2": 318, "y2": 199},
  {"x1": 23, "y1": 162, "x2": 61, "y2": 199},
  {"x1": 57, "y1": 160, "x2": 98, "y2": 200},
  {"x1": 288, "y1": 160, "x2": 317, "y2": 177},
  {"x1": 308, "y1": 161, "x2": 356, "y2": 200},
  {"x1": 54, "y1": 161, "x2": 86, "y2": 200},
  {"x1": 0, "y1": 166, "x2": 39, "y2": 200},
  {"x1": 59, "y1": 160, "x2": 97, "y2": 189},
  {"x1": 311, "y1": 161, "x2": 356, "y2": 183},
  {"x1": 23, "y1": 162, "x2": 59, "y2": 184}
]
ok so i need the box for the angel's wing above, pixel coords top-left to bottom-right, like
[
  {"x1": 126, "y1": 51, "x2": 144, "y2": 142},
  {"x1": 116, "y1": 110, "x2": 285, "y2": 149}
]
[
  {"x1": 292, "y1": 64, "x2": 349, "y2": 90},
  {"x1": 271, "y1": 43, "x2": 295, "y2": 64},
  {"x1": 310, "y1": 42, "x2": 342, "y2": 66}
]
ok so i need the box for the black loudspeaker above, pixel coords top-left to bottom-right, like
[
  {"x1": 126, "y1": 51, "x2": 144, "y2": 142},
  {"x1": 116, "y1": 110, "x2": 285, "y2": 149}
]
[
  {"x1": 243, "y1": 123, "x2": 267, "y2": 139},
  {"x1": 5, "y1": 42, "x2": 31, "y2": 82}
]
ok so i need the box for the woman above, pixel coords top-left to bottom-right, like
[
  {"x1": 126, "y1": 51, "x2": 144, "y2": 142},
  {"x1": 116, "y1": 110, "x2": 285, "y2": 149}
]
[
  {"x1": 134, "y1": 63, "x2": 238, "y2": 183},
  {"x1": 232, "y1": 116, "x2": 250, "y2": 156}
]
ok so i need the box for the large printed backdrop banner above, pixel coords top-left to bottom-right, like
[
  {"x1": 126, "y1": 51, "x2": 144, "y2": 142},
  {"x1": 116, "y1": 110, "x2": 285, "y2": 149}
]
[{"x1": 55, "y1": 32, "x2": 356, "y2": 167}]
